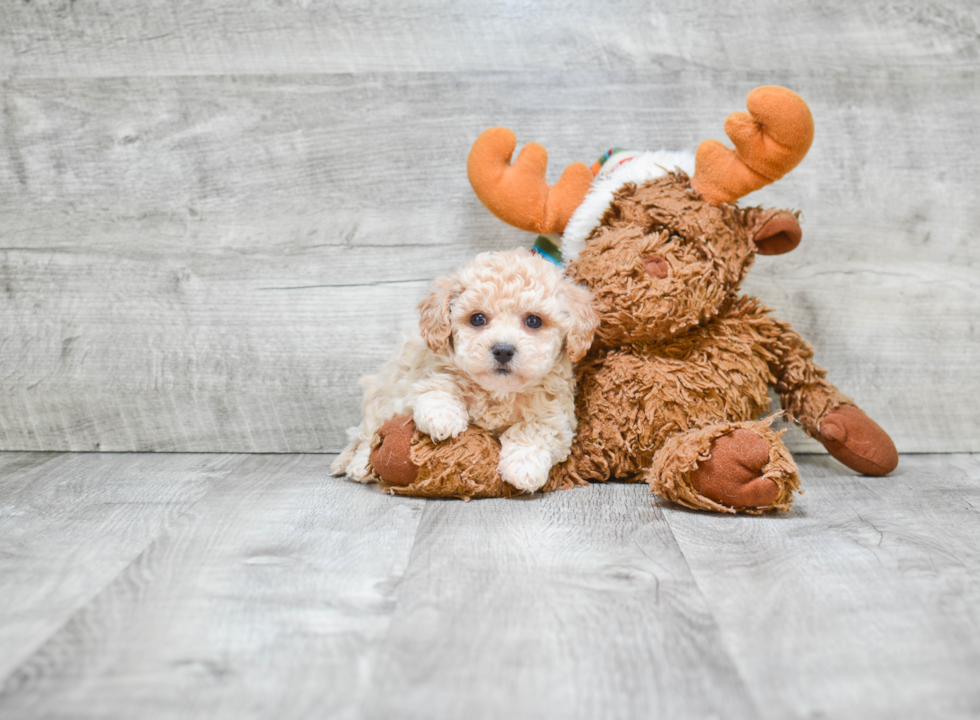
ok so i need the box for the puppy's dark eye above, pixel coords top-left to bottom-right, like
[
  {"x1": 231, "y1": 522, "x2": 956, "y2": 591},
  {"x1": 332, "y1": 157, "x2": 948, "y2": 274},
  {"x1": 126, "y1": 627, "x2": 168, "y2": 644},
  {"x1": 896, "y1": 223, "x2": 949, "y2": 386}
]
[
  {"x1": 525, "y1": 315, "x2": 542, "y2": 329},
  {"x1": 469, "y1": 313, "x2": 487, "y2": 327}
]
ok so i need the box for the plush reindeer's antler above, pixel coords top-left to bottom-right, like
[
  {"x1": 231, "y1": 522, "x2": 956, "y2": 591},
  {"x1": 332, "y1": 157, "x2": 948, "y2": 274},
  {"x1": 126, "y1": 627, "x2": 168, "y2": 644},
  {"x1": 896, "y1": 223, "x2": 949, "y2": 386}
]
[
  {"x1": 692, "y1": 86, "x2": 814, "y2": 205},
  {"x1": 467, "y1": 127, "x2": 594, "y2": 234}
]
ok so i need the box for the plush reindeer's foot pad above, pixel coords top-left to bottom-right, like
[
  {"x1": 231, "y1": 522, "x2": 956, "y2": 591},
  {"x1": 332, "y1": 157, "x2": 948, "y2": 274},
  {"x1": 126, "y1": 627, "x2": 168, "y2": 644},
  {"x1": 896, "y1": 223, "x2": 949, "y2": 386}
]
[
  {"x1": 818, "y1": 405, "x2": 898, "y2": 476},
  {"x1": 689, "y1": 429, "x2": 781, "y2": 508},
  {"x1": 370, "y1": 415, "x2": 419, "y2": 487},
  {"x1": 648, "y1": 420, "x2": 801, "y2": 514}
]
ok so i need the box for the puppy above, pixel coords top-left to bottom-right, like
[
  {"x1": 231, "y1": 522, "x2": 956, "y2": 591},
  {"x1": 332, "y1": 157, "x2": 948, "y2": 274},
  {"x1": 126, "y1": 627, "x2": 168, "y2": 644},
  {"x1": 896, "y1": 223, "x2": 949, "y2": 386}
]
[{"x1": 330, "y1": 248, "x2": 597, "y2": 492}]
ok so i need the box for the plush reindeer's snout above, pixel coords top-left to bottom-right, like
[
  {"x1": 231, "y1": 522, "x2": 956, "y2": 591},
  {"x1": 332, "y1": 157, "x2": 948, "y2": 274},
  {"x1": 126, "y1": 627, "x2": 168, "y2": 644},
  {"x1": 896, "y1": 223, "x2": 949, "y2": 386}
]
[{"x1": 643, "y1": 254, "x2": 669, "y2": 278}]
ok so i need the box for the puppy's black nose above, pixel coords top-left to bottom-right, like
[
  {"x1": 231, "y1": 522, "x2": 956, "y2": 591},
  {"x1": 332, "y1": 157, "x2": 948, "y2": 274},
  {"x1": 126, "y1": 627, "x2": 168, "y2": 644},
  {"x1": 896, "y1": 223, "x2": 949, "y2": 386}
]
[{"x1": 492, "y1": 343, "x2": 516, "y2": 365}]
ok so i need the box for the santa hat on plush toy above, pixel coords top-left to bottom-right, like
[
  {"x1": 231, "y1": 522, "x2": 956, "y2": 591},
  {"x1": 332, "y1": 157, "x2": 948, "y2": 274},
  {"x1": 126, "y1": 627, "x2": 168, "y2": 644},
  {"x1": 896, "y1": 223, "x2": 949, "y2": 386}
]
[{"x1": 466, "y1": 86, "x2": 814, "y2": 265}]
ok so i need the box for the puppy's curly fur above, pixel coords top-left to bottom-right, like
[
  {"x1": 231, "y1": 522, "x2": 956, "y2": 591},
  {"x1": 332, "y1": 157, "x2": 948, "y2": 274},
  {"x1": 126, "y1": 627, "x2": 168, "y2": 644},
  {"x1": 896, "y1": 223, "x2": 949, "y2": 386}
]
[{"x1": 331, "y1": 248, "x2": 597, "y2": 492}]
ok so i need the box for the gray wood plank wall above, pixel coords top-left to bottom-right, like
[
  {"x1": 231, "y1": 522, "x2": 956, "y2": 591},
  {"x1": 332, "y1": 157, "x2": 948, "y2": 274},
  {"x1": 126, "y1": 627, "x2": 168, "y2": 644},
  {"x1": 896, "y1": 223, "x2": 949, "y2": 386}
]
[{"x1": 1, "y1": 1, "x2": 978, "y2": 453}]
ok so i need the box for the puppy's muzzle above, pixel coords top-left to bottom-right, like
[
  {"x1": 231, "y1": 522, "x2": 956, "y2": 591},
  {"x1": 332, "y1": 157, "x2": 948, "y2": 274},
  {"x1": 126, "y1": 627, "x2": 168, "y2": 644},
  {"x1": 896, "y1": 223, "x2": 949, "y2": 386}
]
[{"x1": 492, "y1": 343, "x2": 516, "y2": 366}]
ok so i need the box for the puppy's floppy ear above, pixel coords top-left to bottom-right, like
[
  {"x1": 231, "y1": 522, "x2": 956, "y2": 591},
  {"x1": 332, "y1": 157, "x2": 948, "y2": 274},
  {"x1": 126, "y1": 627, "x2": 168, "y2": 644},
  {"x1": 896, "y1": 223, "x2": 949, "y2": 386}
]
[
  {"x1": 559, "y1": 278, "x2": 598, "y2": 362},
  {"x1": 418, "y1": 274, "x2": 459, "y2": 354}
]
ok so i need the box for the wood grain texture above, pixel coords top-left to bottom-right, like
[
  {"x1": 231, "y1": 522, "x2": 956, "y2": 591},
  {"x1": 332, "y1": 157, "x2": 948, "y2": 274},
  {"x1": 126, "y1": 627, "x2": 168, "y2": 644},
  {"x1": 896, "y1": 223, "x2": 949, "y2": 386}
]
[
  {"x1": 1, "y1": 2, "x2": 978, "y2": 452},
  {"x1": 664, "y1": 453, "x2": 980, "y2": 719},
  {"x1": 0, "y1": 453, "x2": 758, "y2": 720},
  {"x1": 0, "y1": 453, "x2": 427, "y2": 720},
  {"x1": 0, "y1": 452, "x2": 244, "y2": 680},
  {"x1": 365, "y1": 483, "x2": 757, "y2": 720},
  {"x1": 0, "y1": 451, "x2": 61, "y2": 490},
  {"x1": 1, "y1": 1, "x2": 977, "y2": 78},
  {"x1": 1, "y1": 451, "x2": 978, "y2": 718}
]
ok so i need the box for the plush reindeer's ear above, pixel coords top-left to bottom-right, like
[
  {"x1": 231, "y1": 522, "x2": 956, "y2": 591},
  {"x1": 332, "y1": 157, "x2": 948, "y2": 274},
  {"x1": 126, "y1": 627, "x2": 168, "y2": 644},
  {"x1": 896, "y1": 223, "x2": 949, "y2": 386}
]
[
  {"x1": 418, "y1": 275, "x2": 458, "y2": 354},
  {"x1": 559, "y1": 279, "x2": 599, "y2": 362},
  {"x1": 752, "y1": 210, "x2": 802, "y2": 255}
]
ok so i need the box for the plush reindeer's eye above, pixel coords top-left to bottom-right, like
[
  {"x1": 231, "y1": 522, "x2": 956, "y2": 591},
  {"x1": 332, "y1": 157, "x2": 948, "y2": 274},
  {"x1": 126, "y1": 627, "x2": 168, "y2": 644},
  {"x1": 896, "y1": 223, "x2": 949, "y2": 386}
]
[
  {"x1": 469, "y1": 313, "x2": 487, "y2": 327},
  {"x1": 525, "y1": 315, "x2": 542, "y2": 329}
]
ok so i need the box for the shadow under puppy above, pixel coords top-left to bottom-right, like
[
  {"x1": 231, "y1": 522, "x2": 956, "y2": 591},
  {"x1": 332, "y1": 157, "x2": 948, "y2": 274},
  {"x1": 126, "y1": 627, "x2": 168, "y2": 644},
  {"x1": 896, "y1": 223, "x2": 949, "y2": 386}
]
[{"x1": 331, "y1": 248, "x2": 597, "y2": 493}]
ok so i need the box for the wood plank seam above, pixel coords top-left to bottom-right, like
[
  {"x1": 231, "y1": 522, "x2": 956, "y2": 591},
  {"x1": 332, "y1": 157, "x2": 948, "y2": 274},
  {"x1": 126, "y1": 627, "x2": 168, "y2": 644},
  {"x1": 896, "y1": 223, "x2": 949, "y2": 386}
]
[
  {"x1": 656, "y1": 503, "x2": 767, "y2": 719},
  {"x1": 0, "y1": 453, "x2": 253, "y2": 692}
]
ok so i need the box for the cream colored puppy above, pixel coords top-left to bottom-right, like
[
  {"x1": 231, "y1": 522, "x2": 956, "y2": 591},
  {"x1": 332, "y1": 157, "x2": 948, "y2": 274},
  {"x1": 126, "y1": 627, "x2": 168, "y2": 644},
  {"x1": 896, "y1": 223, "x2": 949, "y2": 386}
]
[{"x1": 331, "y1": 248, "x2": 597, "y2": 492}]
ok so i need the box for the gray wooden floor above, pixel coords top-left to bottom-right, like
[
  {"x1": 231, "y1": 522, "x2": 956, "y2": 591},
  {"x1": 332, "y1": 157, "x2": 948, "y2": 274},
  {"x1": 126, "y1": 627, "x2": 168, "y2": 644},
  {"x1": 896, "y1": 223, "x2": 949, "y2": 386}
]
[{"x1": 1, "y1": 452, "x2": 978, "y2": 719}]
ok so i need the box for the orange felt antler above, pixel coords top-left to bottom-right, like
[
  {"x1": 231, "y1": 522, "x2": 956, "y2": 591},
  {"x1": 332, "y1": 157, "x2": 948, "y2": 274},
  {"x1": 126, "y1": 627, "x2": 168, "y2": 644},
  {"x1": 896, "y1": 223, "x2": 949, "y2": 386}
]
[
  {"x1": 692, "y1": 86, "x2": 814, "y2": 205},
  {"x1": 467, "y1": 127, "x2": 594, "y2": 234}
]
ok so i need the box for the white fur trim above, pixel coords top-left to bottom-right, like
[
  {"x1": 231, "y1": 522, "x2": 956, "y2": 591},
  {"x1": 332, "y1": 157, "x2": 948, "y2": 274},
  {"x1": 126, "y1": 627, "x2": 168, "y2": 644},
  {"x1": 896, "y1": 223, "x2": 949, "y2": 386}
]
[{"x1": 561, "y1": 149, "x2": 695, "y2": 264}]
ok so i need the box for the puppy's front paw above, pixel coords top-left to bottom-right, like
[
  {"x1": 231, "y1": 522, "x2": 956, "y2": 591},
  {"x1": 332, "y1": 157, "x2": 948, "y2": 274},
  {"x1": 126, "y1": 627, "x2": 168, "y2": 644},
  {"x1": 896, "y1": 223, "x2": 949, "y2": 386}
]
[
  {"x1": 414, "y1": 403, "x2": 469, "y2": 442},
  {"x1": 329, "y1": 446, "x2": 354, "y2": 477},
  {"x1": 498, "y1": 442, "x2": 552, "y2": 493},
  {"x1": 345, "y1": 443, "x2": 371, "y2": 482}
]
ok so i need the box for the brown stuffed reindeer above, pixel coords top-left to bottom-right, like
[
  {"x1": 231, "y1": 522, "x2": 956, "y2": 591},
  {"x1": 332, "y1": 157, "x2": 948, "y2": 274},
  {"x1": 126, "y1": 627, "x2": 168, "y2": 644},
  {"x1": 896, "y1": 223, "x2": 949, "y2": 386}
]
[{"x1": 362, "y1": 86, "x2": 898, "y2": 513}]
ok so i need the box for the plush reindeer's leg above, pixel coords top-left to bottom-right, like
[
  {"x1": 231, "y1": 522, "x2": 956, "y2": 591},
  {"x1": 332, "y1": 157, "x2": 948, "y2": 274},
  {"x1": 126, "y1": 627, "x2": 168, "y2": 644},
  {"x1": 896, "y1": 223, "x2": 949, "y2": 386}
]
[
  {"x1": 645, "y1": 419, "x2": 800, "y2": 514},
  {"x1": 762, "y1": 318, "x2": 898, "y2": 476},
  {"x1": 368, "y1": 415, "x2": 574, "y2": 500}
]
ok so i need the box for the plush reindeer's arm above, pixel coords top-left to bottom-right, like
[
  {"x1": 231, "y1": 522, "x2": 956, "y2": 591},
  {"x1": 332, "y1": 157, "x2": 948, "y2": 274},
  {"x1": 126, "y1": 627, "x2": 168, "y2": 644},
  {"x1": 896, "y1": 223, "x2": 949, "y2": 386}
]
[
  {"x1": 761, "y1": 316, "x2": 850, "y2": 434},
  {"x1": 756, "y1": 313, "x2": 898, "y2": 476}
]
